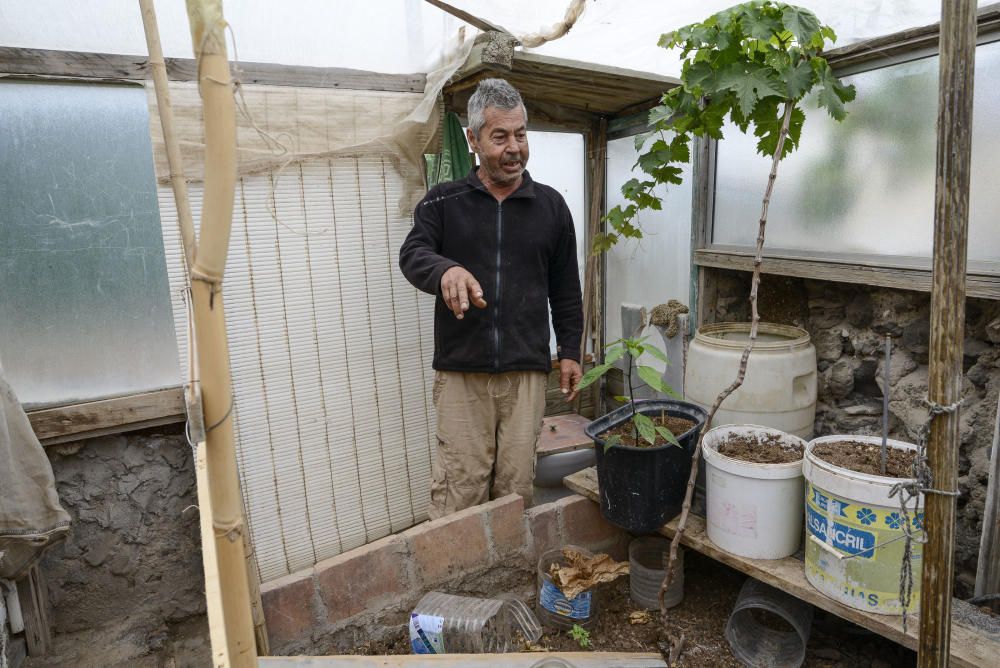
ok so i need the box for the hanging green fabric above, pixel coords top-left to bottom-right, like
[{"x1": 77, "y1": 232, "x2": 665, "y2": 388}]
[{"x1": 425, "y1": 111, "x2": 473, "y2": 186}]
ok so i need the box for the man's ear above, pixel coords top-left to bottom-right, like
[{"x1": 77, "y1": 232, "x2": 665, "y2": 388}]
[{"x1": 465, "y1": 127, "x2": 478, "y2": 153}]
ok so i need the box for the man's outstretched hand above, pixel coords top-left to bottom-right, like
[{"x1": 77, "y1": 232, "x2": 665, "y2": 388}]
[
  {"x1": 440, "y1": 266, "x2": 487, "y2": 319},
  {"x1": 560, "y1": 358, "x2": 583, "y2": 402}
]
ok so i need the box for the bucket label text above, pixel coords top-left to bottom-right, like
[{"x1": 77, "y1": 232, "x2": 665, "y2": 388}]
[
  {"x1": 811, "y1": 489, "x2": 850, "y2": 517},
  {"x1": 806, "y1": 506, "x2": 875, "y2": 558}
]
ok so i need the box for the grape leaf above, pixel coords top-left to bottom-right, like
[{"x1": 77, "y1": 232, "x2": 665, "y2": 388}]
[{"x1": 781, "y1": 6, "x2": 821, "y2": 44}]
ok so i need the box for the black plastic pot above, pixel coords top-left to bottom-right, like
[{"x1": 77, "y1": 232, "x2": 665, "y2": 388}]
[{"x1": 585, "y1": 399, "x2": 707, "y2": 533}]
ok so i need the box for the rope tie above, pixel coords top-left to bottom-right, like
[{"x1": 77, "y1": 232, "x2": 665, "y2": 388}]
[{"x1": 889, "y1": 396, "x2": 964, "y2": 632}]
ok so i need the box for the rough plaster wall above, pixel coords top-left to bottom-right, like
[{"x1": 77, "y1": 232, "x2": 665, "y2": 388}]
[
  {"x1": 33, "y1": 425, "x2": 209, "y2": 667},
  {"x1": 706, "y1": 268, "x2": 1000, "y2": 596}
]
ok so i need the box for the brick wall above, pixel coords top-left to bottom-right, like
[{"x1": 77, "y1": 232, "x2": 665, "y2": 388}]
[{"x1": 260, "y1": 493, "x2": 627, "y2": 655}]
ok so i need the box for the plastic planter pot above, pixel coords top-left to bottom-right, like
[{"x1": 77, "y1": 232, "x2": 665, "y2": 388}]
[
  {"x1": 585, "y1": 399, "x2": 707, "y2": 533},
  {"x1": 803, "y1": 435, "x2": 924, "y2": 615},
  {"x1": 702, "y1": 425, "x2": 806, "y2": 560}
]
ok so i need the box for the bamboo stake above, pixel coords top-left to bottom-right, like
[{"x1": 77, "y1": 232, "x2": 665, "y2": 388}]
[
  {"x1": 659, "y1": 102, "x2": 794, "y2": 615},
  {"x1": 918, "y1": 0, "x2": 977, "y2": 664},
  {"x1": 183, "y1": 1, "x2": 257, "y2": 664},
  {"x1": 139, "y1": 0, "x2": 196, "y2": 271},
  {"x1": 140, "y1": 2, "x2": 269, "y2": 652}
]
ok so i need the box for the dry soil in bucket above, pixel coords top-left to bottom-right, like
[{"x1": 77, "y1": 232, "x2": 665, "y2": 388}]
[
  {"x1": 811, "y1": 440, "x2": 916, "y2": 478},
  {"x1": 717, "y1": 433, "x2": 803, "y2": 464}
]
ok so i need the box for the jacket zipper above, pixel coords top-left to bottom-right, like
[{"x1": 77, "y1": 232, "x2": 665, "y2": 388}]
[{"x1": 494, "y1": 201, "x2": 503, "y2": 372}]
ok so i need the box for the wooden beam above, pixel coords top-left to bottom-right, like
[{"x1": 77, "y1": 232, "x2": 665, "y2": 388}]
[
  {"x1": 15, "y1": 565, "x2": 52, "y2": 657},
  {"x1": 564, "y1": 467, "x2": 1000, "y2": 668},
  {"x1": 259, "y1": 653, "x2": 667, "y2": 667},
  {"x1": 824, "y1": 3, "x2": 1000, "y2": 71},
  {"x1": 693, "y1": 248, "x2": 1000, "y2": 300},
  {"x1": 422, "y1": 0, "x2": 511, "y2": 35},
  {"x1": 919, "y1": 0, "x2": 978, "y2": 664},
  {"x1": 0, "y1": 46, "x2": 425, "y2": 92},
  {"x1": 26, "y1": 387, "x2": 185, "y2": 445}
]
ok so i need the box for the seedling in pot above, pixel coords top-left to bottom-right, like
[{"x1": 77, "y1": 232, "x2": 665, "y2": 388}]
[{"x1": 576, "y1": 337, "x2": 682, "y2": 451}]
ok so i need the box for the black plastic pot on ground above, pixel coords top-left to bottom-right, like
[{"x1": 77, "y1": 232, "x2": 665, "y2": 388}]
[{"x1": 585, "y1": 399, "x2": 707, "y2": 533}]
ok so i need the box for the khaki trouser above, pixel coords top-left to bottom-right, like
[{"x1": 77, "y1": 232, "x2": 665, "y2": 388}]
[{"x1": 429, "y1": 370, "x2": 547, "y2": 519}]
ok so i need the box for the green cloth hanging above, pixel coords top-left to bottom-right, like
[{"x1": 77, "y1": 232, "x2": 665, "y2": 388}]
[{"x1": 425, "y1": 111, "x2": 473, "y2": 186}]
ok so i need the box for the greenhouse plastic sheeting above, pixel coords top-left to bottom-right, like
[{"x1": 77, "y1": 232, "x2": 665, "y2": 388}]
[{"x1": 0, "y1": 1, "x2": 981, "y2": 77}]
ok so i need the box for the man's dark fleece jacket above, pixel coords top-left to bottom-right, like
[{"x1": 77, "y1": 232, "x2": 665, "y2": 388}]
[{"x1": 399, "y1": 168, "x2": 583, "y2": 374}]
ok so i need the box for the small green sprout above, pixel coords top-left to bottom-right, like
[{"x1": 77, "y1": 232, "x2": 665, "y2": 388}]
[{"x1": 568, "y1": 623, "x2": 591, "y2": 648}]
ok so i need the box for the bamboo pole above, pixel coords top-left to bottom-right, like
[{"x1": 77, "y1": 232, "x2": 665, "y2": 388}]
[
  {"x1": 183, "y1": 1, "x2": 257, "y2": 664},
  {"x1": 139, "y1": 2, "x2": 269, "y2": 653},
  {"x1": 139, "y1": 0, "x2": 196, "y2": 270},
  {"x1": 918, "y1": 0, "x2": 977, "y2": 664}
]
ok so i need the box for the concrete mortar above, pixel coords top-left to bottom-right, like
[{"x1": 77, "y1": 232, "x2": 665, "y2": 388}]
[{"x1": 27, "y1": 424, "x2": 209, "y2": 667}]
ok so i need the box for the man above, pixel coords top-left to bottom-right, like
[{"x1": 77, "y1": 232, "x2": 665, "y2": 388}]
[{"x1": 399, "y1": 78, "x2": 584, "y2": 519}]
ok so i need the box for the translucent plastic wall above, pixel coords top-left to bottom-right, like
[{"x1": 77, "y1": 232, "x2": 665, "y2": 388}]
[
  {"x1": 527, "y1": 131, "x2": 587, "y2": 354},
  {"x1": 0, "y1": 81, "x2": 179, "y2": 407},
  {"x1": 714, "y1": 39, "x2": 1000, "y2": 265},
  {"x1": 605, "y1": 135, "x2": 694, "y2": 366}
]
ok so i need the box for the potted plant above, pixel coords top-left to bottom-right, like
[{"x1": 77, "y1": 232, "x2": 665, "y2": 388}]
[
  {"x1": 578, "y1": 334, "x2": 707, "y2": 532},
  {"x1": 701, "y1": 424, "x2": 807, "y2": 559}
]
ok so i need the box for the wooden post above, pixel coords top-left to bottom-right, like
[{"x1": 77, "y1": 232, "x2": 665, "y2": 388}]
[
  {"x1": 975, "y1": 392, "x2": 1000, "y2": 608},
  {"x1": 576, "y1": 117, "x2": 607, "y2": 414},
  {"x1": 183, "y1": 1, "x2": 257, "y2": 665},
  {"x1": 918, "y1": 0, "x2": 977, "y2": 665}
]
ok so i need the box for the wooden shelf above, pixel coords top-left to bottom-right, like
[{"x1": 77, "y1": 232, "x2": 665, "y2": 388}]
[
  {"x1": 259, "y1": 652, "x2": 666, "y2": 667},
  {"x1": 564, "y1": 467, "x2": 999, "y2": 668}
]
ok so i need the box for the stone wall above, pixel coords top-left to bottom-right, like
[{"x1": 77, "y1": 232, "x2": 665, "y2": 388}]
[
  {"x1": 32, "y1": 425, "x2": 209, "y2": 667},
  {"x1": 260, "y1": 493, "x2": 629, "y2": 656},
  {"x1": 705, "y1": 267, "x2": 1000, "y2": 595}
]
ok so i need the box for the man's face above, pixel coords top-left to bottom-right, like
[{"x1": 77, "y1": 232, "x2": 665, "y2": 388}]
[{"x1": 467, "y1": 105, "x2": 529, "y2": 186}]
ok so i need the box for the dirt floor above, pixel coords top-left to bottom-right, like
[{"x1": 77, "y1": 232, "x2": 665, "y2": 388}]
[{"x1": 353, "y1": 550, "x2": 918, "y2": 666}]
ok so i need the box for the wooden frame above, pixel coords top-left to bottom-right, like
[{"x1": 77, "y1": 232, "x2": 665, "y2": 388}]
[
  {"x1": 26, "y1": 387, "x2": 185, "y2": 446},
  {"x1": 0, "y1": 46, "x2": 425, "y2": 92}
]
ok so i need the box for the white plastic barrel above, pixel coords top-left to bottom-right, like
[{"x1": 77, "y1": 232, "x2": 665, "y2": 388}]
[{"x1": 685, "y1": 322, "x2": 817, "y2": 439}]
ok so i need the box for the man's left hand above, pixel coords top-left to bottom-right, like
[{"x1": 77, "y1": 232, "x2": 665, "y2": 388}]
[{"x1": 559, "y1": 359, "x2": 583, "y2": 403}]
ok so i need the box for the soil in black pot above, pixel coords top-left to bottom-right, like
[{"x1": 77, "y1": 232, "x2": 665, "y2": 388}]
[
  {"x1": 812, "y1": 440, "x2": 916, "y2": 478},
  {"x1": 717, "y1": 432, "x2": 802, "y2": 464},
  {"x1": 601, "y1": 413, "x2": 696, "y2": 448}
]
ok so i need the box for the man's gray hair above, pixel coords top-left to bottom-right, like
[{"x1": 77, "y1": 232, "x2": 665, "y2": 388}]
[{"x1": 467, "y1": 78, "x2": 527, "y2": 138}]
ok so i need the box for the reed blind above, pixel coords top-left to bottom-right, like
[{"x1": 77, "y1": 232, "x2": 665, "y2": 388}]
[{"x1": 159, "y1": 157, "x2": 436, "y2": 581}]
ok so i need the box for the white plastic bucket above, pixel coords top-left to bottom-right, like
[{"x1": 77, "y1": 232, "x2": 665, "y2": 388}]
[
  {"x1": 803, "y1": 435, "x2": 924, "y2": 615},
  {"x1": 685, "y1": 323, "x2": 817, "y2": 439},
  {"x1": 703, "y1": 425, "x2": 806, "y2": 559}
]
